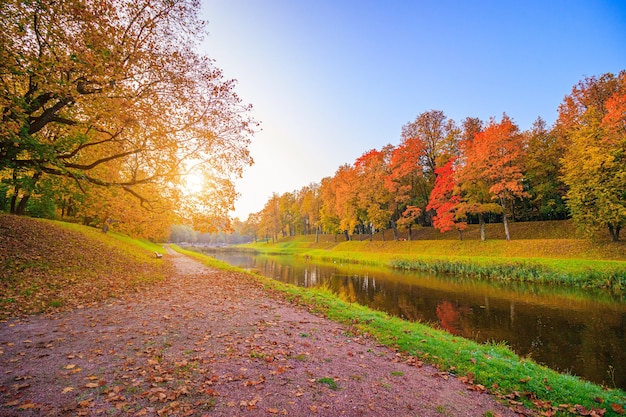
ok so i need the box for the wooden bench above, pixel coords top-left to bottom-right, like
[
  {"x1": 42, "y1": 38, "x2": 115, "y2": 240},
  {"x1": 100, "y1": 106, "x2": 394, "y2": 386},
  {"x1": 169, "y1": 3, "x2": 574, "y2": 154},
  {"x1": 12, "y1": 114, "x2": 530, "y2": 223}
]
[{"x1": 155, "y1": 251, "x2": 163, "y2": 259}]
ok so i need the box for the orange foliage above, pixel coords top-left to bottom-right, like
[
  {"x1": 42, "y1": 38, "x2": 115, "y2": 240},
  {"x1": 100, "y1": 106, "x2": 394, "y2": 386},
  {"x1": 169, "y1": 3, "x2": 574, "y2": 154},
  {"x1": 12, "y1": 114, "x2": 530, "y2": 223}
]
[{"x1": 465, "y1": 114, "x2": 527, "y2": 203}]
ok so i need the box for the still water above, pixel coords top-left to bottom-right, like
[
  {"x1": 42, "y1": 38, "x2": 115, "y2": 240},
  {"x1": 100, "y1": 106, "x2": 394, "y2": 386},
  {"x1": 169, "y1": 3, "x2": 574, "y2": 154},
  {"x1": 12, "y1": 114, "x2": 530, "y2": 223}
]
[{"x1": 205, "y1": 250, "x2": 626, "y2": 389}]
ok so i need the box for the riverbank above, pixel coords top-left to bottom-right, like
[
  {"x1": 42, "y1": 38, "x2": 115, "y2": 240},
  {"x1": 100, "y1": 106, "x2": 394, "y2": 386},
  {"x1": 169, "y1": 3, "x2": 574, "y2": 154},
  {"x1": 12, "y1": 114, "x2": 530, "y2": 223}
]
[
  {"x1": 235, "y1": 226, "x2": 626, "y2": 291},
  {"x1": 176, "y1": 245, "x2": 626, "y2": 416}
]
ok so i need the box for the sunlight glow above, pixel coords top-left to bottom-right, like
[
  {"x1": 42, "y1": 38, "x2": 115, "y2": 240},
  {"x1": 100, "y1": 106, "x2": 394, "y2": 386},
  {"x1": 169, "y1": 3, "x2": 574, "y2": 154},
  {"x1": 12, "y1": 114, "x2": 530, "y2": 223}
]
[{"x1": 183, "y1": 171, "x2": 205, "y2": 196}]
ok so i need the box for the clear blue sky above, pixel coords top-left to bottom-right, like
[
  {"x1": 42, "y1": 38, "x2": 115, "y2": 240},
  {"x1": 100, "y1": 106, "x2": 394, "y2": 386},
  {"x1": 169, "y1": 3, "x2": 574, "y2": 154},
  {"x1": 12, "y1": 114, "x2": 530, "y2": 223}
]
[{"x1": 201, "y1": 0, "x2": 626, "y2": 219}]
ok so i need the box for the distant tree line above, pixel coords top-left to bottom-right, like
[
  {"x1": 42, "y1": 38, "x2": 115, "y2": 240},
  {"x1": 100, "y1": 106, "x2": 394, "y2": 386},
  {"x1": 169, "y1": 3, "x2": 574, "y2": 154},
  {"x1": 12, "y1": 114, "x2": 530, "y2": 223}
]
[
  {"x1": 169, "y1": 220, "x2": 253, "y2": 245},
  {"x1": 242, "y1": 72, "x2": 626, "y2": 242}
]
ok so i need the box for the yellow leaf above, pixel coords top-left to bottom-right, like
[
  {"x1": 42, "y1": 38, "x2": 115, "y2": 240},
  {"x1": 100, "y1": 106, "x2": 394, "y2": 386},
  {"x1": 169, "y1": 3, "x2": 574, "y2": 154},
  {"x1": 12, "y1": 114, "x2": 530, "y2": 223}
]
[
  {"x1": 65, "y1": 364, "x2": 76, "y2": 369},
  {"x1": 85, "y1": 382, "x2": 99, "y2": 388},
  {"x1": 62, "y1": 386, "x2": 74, "y2": 393}
]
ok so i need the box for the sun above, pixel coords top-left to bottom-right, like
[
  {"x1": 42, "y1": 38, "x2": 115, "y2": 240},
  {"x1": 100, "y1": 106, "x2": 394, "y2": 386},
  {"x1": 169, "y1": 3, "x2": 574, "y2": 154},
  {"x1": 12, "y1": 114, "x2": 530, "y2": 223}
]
[{"x1": 183, "y1": 171, "x2": 205, "y2": 196}]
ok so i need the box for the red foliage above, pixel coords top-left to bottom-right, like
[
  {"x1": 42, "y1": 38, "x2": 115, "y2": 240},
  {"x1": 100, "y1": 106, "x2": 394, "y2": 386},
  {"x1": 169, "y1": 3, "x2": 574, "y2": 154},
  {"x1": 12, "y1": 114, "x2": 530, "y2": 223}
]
[{"x1": 427, "y1": 158, "x2": 466, "y2": 233}]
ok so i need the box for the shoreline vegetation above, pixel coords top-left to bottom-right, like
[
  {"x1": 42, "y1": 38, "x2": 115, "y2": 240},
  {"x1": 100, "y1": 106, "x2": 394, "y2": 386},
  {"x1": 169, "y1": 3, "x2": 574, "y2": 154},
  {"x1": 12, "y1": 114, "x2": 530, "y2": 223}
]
[
  {"x1": 2, "y1": 215, "x2": 626, "y2": 415},
  {"x1": 230, "y1": 220, "x2": 626, "y2": 293}
]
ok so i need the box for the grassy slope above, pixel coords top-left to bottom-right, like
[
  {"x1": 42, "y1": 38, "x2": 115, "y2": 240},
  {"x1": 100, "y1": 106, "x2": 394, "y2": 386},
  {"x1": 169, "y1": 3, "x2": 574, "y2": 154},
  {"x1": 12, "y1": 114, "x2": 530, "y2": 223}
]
[{"x1": 0, "y1": 214, "x2": 169, "y2": 319}]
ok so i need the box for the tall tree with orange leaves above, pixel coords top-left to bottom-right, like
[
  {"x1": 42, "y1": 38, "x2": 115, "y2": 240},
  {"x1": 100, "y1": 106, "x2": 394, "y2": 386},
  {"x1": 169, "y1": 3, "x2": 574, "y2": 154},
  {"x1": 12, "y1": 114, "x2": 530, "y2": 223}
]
[
  {"x1": 460, "y1": 114, "x2": 527, "y2": 240},
  {"x1": 354, "y1": 147, "x2": 394, "y2": 240},
  {"x1": 386, "y1": 136, "x2": 426, "y2": 237},
  {"x1": 331, "y1": 164, "x2": 360, "y2": 240}
]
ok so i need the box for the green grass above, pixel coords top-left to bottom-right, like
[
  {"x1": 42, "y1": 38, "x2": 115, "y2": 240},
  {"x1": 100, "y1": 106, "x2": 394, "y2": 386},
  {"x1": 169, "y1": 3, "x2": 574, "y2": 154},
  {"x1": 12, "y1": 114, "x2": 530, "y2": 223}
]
[
  {"x1": 236, "y1": 233, "x2": 626, "y2": 292},
  {"x1": 316, "y1": 377, "x2": 339, "y2": 390}
]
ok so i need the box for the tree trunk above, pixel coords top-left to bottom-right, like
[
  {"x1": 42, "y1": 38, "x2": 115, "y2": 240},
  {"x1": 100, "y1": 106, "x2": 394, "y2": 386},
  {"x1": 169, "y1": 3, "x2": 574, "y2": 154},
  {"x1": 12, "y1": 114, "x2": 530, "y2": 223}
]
[
  {"x1": 315, "y1": 227, "x2": 319, "y2": 243},
  {"x1": 478, "y1": 213, "x2": 486, "y2": 241},
  {"x1": 501, "y1": 198, "x2": 511, "y2": 241},
  {"x1": 10, "y1": 192, "x2": 17, "y2": 213},
  {"x1": 11, "y1": 171, "x2": 42, "y2": 215},
  {"x1": 457, "y1": 228, "x2": 463, "y2": 241},
  {"x1": 391, "y1": 220, "x2": 398, "y2": 241},
  {"x1": 14, "y1": 194, "x2": 31, "y2": 215},
  {"x1": 344, "y1": 230, "x2": 350, "y2": 241},
  {"x1": 408, "y1": 225, "x2": 412, "y2": 241},
  {"x1": 608, "y1": 224, "x2": 621, "y2": 242}
]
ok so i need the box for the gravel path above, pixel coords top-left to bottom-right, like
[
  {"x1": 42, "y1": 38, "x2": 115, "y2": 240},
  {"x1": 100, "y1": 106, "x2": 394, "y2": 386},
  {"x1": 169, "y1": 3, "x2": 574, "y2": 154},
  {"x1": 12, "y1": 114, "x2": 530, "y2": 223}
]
[{"x1": 0, "y1": 249, "x2": 526, "y2": 416}]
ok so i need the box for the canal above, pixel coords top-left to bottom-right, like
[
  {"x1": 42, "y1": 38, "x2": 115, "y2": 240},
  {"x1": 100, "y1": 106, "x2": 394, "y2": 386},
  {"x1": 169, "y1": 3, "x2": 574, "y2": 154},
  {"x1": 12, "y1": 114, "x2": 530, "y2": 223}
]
[{"x1": 202, "y1": 249, "x2": 626, "y2": 390}]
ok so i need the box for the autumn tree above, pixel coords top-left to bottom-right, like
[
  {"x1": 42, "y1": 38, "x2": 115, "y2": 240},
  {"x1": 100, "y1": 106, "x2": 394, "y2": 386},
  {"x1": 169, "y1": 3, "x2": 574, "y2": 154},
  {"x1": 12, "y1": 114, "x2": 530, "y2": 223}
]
[
  {"x1": 386, "y1": 136, "x2": 425, "y2": 238},
  {"x1": 258, "y1": 193, "x2": 281, "y2": 242},
  {"x1": 278, "y1": 192, "x2": 296, "y2": 237},
  {"x1": 397, "y1": 110, "x2": 460, "y2": 228},
  {"x1": 401, "y1": 110, "x2": 460, "y2": 177},
  {"x1": 559, "y1": 71, "x2": 626, "y2": 241},
  {"x1": 522, "y1": 117, "x2": 568, "y2": 220},
  {"x1": 331, "y1": 164, "x2": 359, "y2": 240},
  {"x1": 243, "y1": 211, "x2": 261, "y2": 242},
  {"x1": 0, "y1": 0, "x2": 255, "y2": 236},
  {"x1": 426, "y1": 157, "x2": 467, "y2": 239},
  {"x1": 319, "y1": 176, "x2": 342, "y2": 240},
  {"x1": 353, "y1": 147, "x2": 395, "y2": 240},
  {"x1": 456, "y1": 117, "x2": 498, "y2": 240},
  {"x1": 459, "y1": 114, "x2": 526, "y2": 240},
  {"x1": 297, "y1": 183, "x2": 321, "y2": 239}
]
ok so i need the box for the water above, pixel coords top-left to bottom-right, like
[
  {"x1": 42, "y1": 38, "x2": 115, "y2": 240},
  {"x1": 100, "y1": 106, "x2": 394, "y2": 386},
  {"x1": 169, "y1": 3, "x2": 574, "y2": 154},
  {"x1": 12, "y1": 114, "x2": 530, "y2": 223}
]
[{"x1": 203, "y1": 250, "x2": 626, "y2": 390}]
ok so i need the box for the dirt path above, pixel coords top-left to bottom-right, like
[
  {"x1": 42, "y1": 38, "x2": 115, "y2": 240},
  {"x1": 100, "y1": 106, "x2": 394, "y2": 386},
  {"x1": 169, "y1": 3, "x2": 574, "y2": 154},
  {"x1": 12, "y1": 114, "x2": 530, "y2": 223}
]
[{"x1": 0, "y1": 249, "x2": 527, "y2": 416}]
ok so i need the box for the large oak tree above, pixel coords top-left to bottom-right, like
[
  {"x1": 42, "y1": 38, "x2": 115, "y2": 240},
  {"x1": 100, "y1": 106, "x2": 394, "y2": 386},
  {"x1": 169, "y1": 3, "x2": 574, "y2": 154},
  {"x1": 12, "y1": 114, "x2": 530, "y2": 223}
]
[{"x1": 1, "y1": 0, "x2": 255, "y2": 236}]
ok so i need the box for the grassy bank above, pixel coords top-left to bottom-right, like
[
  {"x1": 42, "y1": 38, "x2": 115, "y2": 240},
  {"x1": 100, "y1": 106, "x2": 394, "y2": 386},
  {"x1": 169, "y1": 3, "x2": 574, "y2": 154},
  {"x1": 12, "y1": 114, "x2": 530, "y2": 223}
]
[
  {"x1": 0, "y1": 214, "x2": 168, "y2": 318},
  {"x1": 173, "y1": 245, "x2": 626, "y2": 416},
  {"x1": 236, "y1": 223, "x2": 626, "y2": 291}
]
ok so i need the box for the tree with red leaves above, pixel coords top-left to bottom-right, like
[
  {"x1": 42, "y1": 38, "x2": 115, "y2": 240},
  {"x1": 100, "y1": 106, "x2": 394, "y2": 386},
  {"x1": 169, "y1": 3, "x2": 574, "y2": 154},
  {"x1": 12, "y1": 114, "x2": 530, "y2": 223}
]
[{"x1": 426, "y1": 158, "x2": 467, "y2": 239}]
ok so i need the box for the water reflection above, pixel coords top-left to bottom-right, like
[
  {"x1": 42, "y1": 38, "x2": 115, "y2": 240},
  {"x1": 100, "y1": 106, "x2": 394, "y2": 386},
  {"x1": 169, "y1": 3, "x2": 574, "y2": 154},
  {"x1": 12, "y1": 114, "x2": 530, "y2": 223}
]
[{"x1": 204, "y1": 250, "x2": 626, "y2": 390}]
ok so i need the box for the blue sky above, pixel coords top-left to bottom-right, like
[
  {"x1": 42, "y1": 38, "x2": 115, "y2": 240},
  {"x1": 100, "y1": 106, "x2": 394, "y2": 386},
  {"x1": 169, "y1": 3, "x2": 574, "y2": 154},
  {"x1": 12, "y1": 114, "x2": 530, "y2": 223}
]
[{"x1": 201, "y1": 1, "x2": 626, "y2": 219}]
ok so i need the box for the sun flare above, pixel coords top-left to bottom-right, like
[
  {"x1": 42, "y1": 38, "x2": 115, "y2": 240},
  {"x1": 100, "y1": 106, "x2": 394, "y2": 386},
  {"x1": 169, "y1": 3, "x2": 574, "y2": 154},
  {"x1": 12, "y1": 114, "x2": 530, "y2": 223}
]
[{"x1": 183, "y1": 171, "x2": 205, "y2": 196}]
